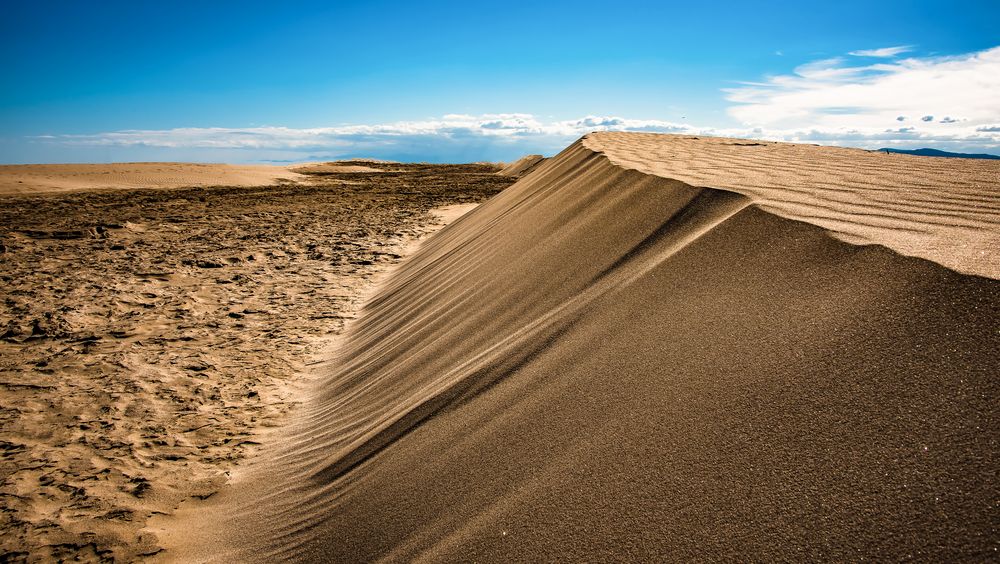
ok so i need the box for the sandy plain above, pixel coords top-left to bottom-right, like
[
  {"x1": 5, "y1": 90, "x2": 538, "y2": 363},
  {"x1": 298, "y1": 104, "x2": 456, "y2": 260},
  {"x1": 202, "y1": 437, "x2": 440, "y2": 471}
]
[
  {"x1": 0, "y1": 161, "x2": 514, "y2": 561},
  {"x1": 0, "y1": 163, "x2": 313, "y2": 196}
]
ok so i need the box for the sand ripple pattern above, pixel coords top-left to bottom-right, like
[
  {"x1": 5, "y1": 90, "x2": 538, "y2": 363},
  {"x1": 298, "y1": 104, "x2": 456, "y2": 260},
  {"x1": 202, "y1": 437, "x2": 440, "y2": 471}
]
[{"x1": 584, "y1": 132, "x2": 1000, "y2": 279}]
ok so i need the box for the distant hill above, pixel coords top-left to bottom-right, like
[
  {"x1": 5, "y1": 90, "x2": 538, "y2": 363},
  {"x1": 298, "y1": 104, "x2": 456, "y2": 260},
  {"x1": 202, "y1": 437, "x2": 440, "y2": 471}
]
[{"x1": 876, "y1": 148, "x2": 1000, "y2": 160}]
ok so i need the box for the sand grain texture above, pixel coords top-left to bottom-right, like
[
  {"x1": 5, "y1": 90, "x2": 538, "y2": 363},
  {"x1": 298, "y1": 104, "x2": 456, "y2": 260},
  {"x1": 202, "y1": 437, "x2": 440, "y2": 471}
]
[
  {"x1": 161, "y1": 133, "x2": 999, "y2": 563},
  {"x1": 0, "y1": 163, "x2": 512, "y2": 561}
]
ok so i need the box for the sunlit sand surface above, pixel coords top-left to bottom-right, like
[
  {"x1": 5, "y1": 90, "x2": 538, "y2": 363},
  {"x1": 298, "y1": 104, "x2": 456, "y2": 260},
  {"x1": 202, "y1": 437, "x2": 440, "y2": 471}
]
[{"x1": 0, "y1": 162, "x2": 512, "y2": 560}]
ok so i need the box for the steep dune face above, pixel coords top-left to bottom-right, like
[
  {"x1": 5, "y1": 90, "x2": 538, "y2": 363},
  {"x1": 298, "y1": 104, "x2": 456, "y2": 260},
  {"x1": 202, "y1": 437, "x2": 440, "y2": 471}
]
[{"x1": 164, "y1": 135, "x2": 999, "y2": 562}]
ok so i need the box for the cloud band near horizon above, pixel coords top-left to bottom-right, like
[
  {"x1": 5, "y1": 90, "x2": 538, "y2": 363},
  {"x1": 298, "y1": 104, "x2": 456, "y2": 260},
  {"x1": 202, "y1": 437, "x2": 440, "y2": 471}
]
[{"x1": 25, "y1": 46, "x2": 1000, "y2": 162}]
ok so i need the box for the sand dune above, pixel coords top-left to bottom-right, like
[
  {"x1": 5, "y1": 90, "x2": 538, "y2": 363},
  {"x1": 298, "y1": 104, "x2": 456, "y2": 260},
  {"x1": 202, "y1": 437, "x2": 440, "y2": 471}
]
[
  {"x1": 495, "y1": 154, "x2": 546, "y2": 177},
  {"x1": 159, "y1": 133, "x2": 999, "y2": 561},
  {"x1": 587, "y1": 132, "x2": 1000, "y2": 278},
  {"x1": 0, "y1": 163, "x2": 308, "y2": 195}
]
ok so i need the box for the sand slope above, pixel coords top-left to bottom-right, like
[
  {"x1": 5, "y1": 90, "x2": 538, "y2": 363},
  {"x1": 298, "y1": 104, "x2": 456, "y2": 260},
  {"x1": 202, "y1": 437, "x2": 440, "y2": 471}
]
[
  {"x1": 495, "y1": 154, "x2": 546, "y2": 177},
  {"x1": 162, "y1": 134, "x2": 999, "y2": 562}
]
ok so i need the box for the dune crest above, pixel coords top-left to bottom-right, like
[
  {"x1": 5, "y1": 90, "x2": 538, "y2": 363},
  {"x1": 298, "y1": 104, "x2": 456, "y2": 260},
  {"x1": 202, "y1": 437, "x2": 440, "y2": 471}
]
[{"x1": 161, "y1": 134, "x2": 999, "y2": 562}]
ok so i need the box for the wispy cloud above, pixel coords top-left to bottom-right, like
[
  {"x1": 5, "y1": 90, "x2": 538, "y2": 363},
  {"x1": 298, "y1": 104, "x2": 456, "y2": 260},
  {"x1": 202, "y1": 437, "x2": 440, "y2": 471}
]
[
  {"x1": 848, "y1": 45, "x2": 913, "y2": 57},
  {"x1": 724, "y1": 45, "x2": 1000, "y2": 152},
  {"x1": 35, "y1": 114, "x2": 693, "y2": 162}
]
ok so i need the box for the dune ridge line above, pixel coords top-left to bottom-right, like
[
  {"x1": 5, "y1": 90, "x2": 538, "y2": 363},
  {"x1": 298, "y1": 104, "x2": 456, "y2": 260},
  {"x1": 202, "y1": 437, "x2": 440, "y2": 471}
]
[{"x1": 157, "y1": 133, "x2": 999, "y2": 562}]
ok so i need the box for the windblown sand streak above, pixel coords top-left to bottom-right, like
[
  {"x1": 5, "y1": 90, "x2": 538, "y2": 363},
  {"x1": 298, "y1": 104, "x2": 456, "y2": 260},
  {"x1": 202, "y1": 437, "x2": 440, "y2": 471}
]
[{"x1": 160, "y1": 134, "x2": 999, "y2": 562}]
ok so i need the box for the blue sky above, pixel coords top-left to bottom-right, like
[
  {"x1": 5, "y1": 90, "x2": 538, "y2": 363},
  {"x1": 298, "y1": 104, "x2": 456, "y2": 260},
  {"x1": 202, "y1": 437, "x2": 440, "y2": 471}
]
[{"x1": 2, "y1": 0, "x2": 999, "y2": 163}]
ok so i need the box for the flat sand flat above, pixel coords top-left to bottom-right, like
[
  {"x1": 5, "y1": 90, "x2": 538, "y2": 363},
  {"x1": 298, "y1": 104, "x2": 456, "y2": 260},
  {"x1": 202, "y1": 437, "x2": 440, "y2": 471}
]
[{"x1": 0, "y1": 162, "x2": 307, "y2": 195}]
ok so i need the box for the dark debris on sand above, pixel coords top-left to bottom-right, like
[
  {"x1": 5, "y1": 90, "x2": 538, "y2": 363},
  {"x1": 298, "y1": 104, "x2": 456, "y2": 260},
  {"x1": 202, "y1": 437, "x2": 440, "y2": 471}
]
[{"x1": 0, "y1": 162, "x2": 513, "y2": 561}]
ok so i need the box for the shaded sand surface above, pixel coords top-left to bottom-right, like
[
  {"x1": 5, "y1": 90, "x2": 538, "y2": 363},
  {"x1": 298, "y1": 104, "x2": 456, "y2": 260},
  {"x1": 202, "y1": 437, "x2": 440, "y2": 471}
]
[
  {"x1": 0, "y1": 162, "x2": 512, "y2": 561},
  {"x1": 162, "y1": 134, "x2": 999, "y2": 562}
]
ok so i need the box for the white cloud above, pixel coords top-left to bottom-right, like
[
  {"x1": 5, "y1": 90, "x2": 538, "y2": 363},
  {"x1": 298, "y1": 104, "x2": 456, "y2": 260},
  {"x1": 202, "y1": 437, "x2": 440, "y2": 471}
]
[
  {"x1": 28, "y1": 46, "x2": 1000, "y2": 162},
  {"x1": 35, "y1": 114, "x2": 694, "y2": 162},
  {"x1": 724, "y1": 46, "x2": 1000, "y2": 153},
  {"x1": 848, "y1": 45, "x2": 913, "y2": 57}
]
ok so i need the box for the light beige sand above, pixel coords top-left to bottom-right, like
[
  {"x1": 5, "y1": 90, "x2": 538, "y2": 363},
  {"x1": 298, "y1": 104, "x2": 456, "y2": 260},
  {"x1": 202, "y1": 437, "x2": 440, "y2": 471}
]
[
  {"x1": 0, "y1": 163, "x2": 307, "y2": 195},
  {"x1": 157, "y1": 134, "x2": 999, "y2": 562},
  {"x1": 587, "y1": 132, "x2": 1000, "y2": 278}
]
